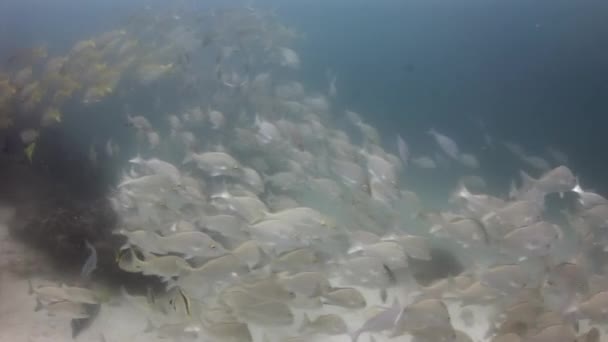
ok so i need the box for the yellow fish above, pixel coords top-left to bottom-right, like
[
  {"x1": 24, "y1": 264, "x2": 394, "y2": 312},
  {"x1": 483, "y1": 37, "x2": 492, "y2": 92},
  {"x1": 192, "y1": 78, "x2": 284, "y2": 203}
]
[{"x1": 24, "y1": 141, "x2": 36, "y2": 163}]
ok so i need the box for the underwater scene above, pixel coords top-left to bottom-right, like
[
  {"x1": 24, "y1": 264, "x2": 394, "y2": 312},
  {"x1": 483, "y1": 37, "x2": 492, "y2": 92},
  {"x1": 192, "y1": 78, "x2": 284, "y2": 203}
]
[{"x1": 1, "y1": 0, "x2": 608, "y2": 341}]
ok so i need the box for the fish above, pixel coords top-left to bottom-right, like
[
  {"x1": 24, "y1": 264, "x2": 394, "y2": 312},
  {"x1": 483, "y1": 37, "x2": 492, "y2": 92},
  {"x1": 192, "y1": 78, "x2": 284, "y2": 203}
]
[
  {"x1": 321, "y1": 287, "x2": 367, "y2": 309},
  {"x1": 459, "y1": 308, "x2": 475, "y2": 327},
  {"x1": 157, "y1": 231, "x2": 228, "y2": 259},
  {"x1": 117, "y1": 248, "x2": 190, "y2": 282},
  {"x1": 411, "y1": 156, "x2": 437, "y2": 169},
  {"x1": 271, "y1": 248, "x2": 319, "y2": 273},
  {"x1": 81, "y1": 240, "x2": 97, "y2": 280},
  {"x1": 458, "y1": 153, "x2": 480, "y2": 169},
  {"x1": 202, "y1": 319, "x2": 253, "y2": 342},
  {"x1": 327, "y1": 69, "x2": 337, "y2": 97},
  {"x1": 492, "y1": 333, "x2": 522, "y2": 342},
  {"x1": 129, "y1": 156, "x2": 181, "y2": 185},
  {"x1": 24, "y1": 141, "x2": 36, "y2": 163},
  {"x1": 526, "y1": 324, "x2": 577, "y2": 342},
  {"x1": 144, "y1": 319, "x2": 202, "y2": 340},
  {"x1": 208, "y1": 109, "x2": 225, "y2": 130},
  {"x1": 198, "y1": 214, "x2": 248, "y2": 241},
  {"x1": 35, "y1": 299, "x2": 90, "y2": 319},
  {"x1": 392, "y1": 298, "x2": 453, "y2": 337},
  {"x1": 448, "y1": 281, "x2": 501, "y2": 307},
  {"x1": 348, "y1": 240, "x2": 408, "y2": 270},
  {"x1": 71, "y1": 303, "x2": 101, "y2": 338},
  {"x1": 430, "y1": 215, "x2": 490, "y2": 248},
  {"x1": 278, "y1": 47, "x2": 300, "y2": 68},
  {"x1": 366, "y1": 154, "x2": 398, "y2": 186},
  {"x1": 428, "y1": 128, "x2": 460, "y2": 160},
  {"x1": 350, "y1": 298, "x2": 401, "y2": 342},
  {"x1": 546, "y1": 146, "x2": 569, "y2": 164},
  {"x1": 299, "y1": 313, "x2": 348, "y2": 336},
  {"x1": 135, "y1": 63, "x2": 173, "y2": 85},
  {"x1": 255, "y1": 114, "x2": 282, "y2": 145},
  {"x1": 29, "y1": 281, "x2": 99, "y2": 305},
  {"x1": 567, "y1": 289, "x2": 608, "y2": 322},
  {"x1": 500, "y1": 221, "x2": 562, "y2": 259},
  {"x1": 278, "y1": 271, "x2": 332, "y2": 297},
  {"x1": 380, "y1": 234, "x2": 431, "y2": 260},
  {"x1": 451, "y1": 183, "x2": 507, "y2": 217},
  {"x1": 578, "y1": 327, "x2": 599, "y2": 342},
  {"x1": 522, "y1": 155, "x2": 551, "y2": 172},
  {"x1": 481, "y1": 263, "x2": 531, "y2": 294},
  {"x1": 183, "y1": 151, "x2": 241, "y2": 177},
  {"x1": 396, "y1": 134, "x2": 409, "y2": 165},
  {"x1": 339, "y1": 255, "x2": 395, "y2": 288},
  {"x1": 572, "y1": 183, "x2": 608, "y2": 209},
  {"x1": 177, "y1": 254, "x2": 248, "y2": 297},
  {"x1": 532, "y1": 165, "x2": 577, "y2": 195},
  {"x1": 232, "y1": 240, "x2": 267, "y2": 270},
  {"x1": 420, "y1": 274, "x2": 475, "y2": 298},
  {"x1": 115, "y1": 229, "x2": 165, "y2": 254},
  {"x1": 213, "y1": 192, "x2": 269, "y2": 224}
]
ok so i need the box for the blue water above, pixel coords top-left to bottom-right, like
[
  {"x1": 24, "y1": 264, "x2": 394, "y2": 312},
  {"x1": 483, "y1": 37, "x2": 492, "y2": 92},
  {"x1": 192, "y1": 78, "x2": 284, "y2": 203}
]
[{"x1": 2, "y1": 0, "x2": 608, "y2": 191}]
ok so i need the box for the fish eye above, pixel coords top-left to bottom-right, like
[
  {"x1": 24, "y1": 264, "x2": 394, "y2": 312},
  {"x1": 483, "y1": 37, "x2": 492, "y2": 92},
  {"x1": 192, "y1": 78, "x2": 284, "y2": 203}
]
[{"x1": 210, "y1": 244, "x2": 216, "y2": 249}]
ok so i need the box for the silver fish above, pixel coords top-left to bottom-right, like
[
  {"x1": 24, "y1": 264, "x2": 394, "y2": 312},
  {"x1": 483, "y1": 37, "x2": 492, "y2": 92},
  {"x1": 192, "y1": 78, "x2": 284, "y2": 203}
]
[
  {"x1": 322, "y1": 287, "x2": 366, "y2": 309},
  {"x1": 428, "y1": 128, "x2": 460, "y2": 160},
  {"x1": 299, "y1": 313, "x2": 348, "y2": 336},
  {"x1": 481, "y1": 264, "x2": 531, "y2": 294},
  {"x1": 81, "y1": 240, "x2": 97, "y2": 280},
  {"x1": 158, "y1": 231, "x2": 227, "y2": 259},
  {"x1": 396, "y1": 134, "x2": 409, "y2": 166},
  {"x1": 350, "y1": 298, "x2": 401, "y2": 342},
  {"x1": 501, "y1": 221, "x2": 562, "y2": 259}
]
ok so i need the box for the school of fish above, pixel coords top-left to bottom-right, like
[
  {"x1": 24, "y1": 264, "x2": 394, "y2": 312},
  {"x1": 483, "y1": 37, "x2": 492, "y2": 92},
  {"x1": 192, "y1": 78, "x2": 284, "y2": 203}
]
[{"x1": 7, "y1": 4, "x2": 608, "y2": 342}]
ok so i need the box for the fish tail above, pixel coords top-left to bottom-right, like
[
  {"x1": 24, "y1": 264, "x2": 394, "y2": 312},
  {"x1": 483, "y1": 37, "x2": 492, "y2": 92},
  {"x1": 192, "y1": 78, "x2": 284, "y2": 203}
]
[
  {"x1": 128, "y1": 154, "x2": 144, "y2": 164},
  {"x1": 143, "y1": 318, "x2": 155, "y2": 333},
  {"x1": 34, "y1": 298, "x2": 43, "y2": 312},
  {"x1": 182, "y1": 151, "x2": 195, "y2": 165},
  {"x1": 297, "y1": 313, "x2": 311, "y2": 333},
  {"x1": 27, "y1": 279, "x2": 34, "y2": 295}
]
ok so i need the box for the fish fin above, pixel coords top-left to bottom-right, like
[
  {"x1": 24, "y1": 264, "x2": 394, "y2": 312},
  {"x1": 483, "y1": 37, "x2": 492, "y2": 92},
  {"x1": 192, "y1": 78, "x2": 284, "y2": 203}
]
[
  {"x1": 451, "y1": 182, "x2": 472, "y2": 201},
  {"x1": 254, "y1": 113, "x2": 262, "y2": 128},
  {"x1": 178, "y1": 288, "x2": 191, "y2": 317},
  {"x1": 383, "y1": 264, "x2": 397, "y2": 284},
  {"x1": 347, "y1": 243, "x2": 365, "y2": 255},
  {"x1": 145, "y1": 286, "x2": 156, "y2": 306},
  {"x1": 143, "y1": 318, "x2": 155, "y2": 333},
  {"x1": 572, "y1": 179, "x2": 583, "y2": 194},
  {"x1": 27, "y1": 279, "x2": 34, "y2": 295},
  {"x1": 24, "y1": 141, "x2": 36, "y2": 163},
  {"x1": 128, "y1": 154, "x2": 144, "y2": 165},
  {"x1": 519, "y1": 170, "x2": 537, "y2": 190},
  {"x1": 298, "y1": 313, "x2": 311, "y2": 333},
  {"x1": 429, "y1": 224, "x2": 444, "y2": 235},
  {"x1": 34, "y1": 298, "x2": 43, "y2": 312},
  {"x1": 309, "y1": 283, "x2": 323, "y2": 298},
  {"x1": 182, "y1": 151, "x2": 195, "y2": 165},
  {"x1": 380, "y1": 288, "x2": 387, "y2": 303}
]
